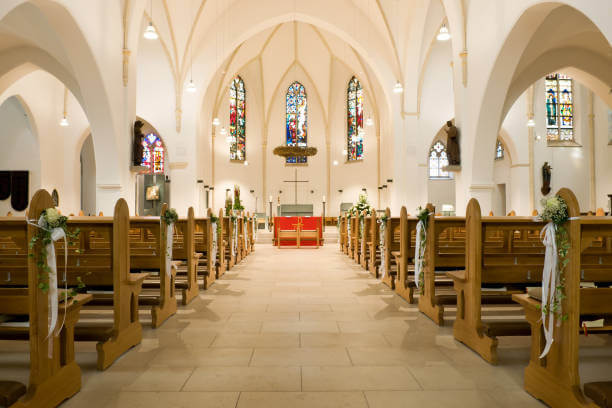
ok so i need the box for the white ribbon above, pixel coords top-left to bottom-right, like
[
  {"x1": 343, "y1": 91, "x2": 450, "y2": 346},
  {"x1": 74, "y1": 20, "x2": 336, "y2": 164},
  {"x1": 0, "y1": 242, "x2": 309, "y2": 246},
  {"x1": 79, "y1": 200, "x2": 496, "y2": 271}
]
[
  {"x1": 539, "y1": 221, "x2": 558, "y2": 358},
  {"x1": 348, "y1": 218, "x2": 352, "y2": 250},
  {"x1": 379, "y1": 219, "x2": 386, "y2": 279},
  {"x1": 232, "y1": 219, "x2": 237, "y2": 257},
  {"x1": 211, "y1": 221, "x2": 217, "y2": 268},
  {"x1": 28, "y1": 215, "x2": 68, "y2": 358},
  {"x1": 414, "y1": 220, "x2": 426, "y2": 288},
  {"x1": 165, "y1": 222, "x2": 174, "y2": 277},
  {"x1": 244, "y1": 219, "x2": 248, "y2": 250}
]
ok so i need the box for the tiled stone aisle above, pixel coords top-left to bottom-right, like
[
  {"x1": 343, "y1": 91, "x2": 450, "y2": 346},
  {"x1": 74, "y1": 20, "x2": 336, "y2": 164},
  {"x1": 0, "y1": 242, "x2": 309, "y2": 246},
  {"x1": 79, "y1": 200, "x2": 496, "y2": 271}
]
[{"x1": 5, "y1": 244, "x2": 609, "y2": 407}]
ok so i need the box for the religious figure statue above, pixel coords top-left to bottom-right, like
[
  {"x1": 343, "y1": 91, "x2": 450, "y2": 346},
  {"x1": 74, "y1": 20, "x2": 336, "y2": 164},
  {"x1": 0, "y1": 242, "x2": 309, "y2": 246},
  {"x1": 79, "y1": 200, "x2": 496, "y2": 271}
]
[
  {"x1": 541, "y1": 162, "x2": 552, "y2": 196},
  {"x1": 445, "y1": 120, "x2": 460, "y2": 166},
  {"x1": 132, "y1": 120, "x2": 145, "y2": 166}
]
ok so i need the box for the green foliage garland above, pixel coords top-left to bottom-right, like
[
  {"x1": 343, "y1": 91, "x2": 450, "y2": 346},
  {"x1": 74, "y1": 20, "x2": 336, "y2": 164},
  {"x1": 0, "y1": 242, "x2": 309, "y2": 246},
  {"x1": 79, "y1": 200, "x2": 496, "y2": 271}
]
[
  {"x1": 29, "y1": 208, "x2": 83, "y2": 298},
  {"x1": 162, "y1": 208, "x2": 179, "y2": 225},
  {"x1": 539, "y1": 196, "x2": 570, "y2": 320}
]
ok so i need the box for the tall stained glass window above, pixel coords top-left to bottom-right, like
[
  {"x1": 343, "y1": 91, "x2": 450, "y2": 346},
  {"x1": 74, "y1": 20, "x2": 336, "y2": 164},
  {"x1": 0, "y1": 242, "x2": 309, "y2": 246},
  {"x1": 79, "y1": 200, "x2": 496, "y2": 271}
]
[
  {"x1": 347, "y1": 76, "x2": 364, "y2": 161},
  {"x1": 429, "y1": 141, "x2": 450, "y2": 179},
  {"x1": 495, "y1": 139, "x2": 504, "y2": 160},
  {"x1": 141, "y1": 133, "x2": 165, "y2": 174},
  {"x1": 545, "y1": 74, "x2": 573, "y2": 142},
  {"x1": 285, "y1": 81, "x2": 308, "y2": 164},
  {"x1": 230, "y1": 76, "x2": 246, "y2": 161}
]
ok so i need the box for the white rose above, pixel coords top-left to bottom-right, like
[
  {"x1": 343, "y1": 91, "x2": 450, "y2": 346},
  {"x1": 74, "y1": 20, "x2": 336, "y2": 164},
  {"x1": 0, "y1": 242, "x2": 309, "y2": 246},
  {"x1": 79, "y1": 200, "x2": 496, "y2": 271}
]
[{"x1": 45, "y1": 208, "x2": 60, "y2": 226}]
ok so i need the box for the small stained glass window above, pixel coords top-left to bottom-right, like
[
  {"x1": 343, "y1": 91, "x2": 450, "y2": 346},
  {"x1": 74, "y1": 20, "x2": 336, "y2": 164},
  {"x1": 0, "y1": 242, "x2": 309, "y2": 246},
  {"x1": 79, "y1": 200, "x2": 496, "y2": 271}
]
[
  {"x1": 495, "y1": 139, "x2": 504, "y2": 160},
  {"x1": 141, "y1": 133, "x2": 164, "y2": 174},
  {"x1": 545, "y1": 73, "x2": 573, "y2": 142}
]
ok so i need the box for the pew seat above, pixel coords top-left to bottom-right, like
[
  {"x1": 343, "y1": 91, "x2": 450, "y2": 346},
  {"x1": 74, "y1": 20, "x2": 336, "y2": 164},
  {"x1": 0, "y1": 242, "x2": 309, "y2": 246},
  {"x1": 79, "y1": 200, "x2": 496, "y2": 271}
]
[
  {"x1": 480, "y1": 320, "x2": 531, "y2": 337},
  {"x1": 0, "y1": 380, "x2": 26, "y2": 407},
  {"x1": 584, "y1": 382, "x2": 612, "y2": 407}
]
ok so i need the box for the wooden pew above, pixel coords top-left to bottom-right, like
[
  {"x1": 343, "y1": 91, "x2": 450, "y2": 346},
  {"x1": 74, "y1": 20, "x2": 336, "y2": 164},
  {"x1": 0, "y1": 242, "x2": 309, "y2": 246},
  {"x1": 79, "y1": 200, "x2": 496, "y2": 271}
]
[
  {"x1": 222, "y1": 214, "x2": 235, "y2": 271},
  {"x1": 394, "y1": 207, "x2": 418, "y2": 303},
  {"x1": 1, "y1": 198, "x2": 149, "y2": 371},
  {"x1": 513, "y1": 191, "x2": 612, "y2": 407},
  {"x1": 381, "y1": 208, "x2": 399, "y2": 290},
  {"x1": 216, "y1": 209, "x2": 227, "y2": 277},
  {"x1": 367, "y1": 212, "x2": 380, "y2": 278},
  {"x1": 351, "y1": 215, "x2": 361, "y2": 263},
  {"x1": 173, "y1": 207, "x2": 200, "y2": 305},
  {"x1": 339, "y1": 215, "x2": 348, "y2": 254},
  {"x1": 235, "y1": 214, "x2": 244, "y2": 263},
  {"x1": 418, "y1": 212, "x2": 466, "y2": 325},
  {"x1": 246, "y1": 214, "x2": 255, "y2": 253},
  {"x1": 0, "y1": 189, "x2": 92, "y2": 407},
  {"x1": 129, "y1": 205, "x2": 177, "y2": 328},
  {"x1": 360, "y1": 212, "x2": 372, "y2": 270},
  {"x1": 447, "y1": 196, "x2": 558, "y2": 364},
  {"x1": 193, "y1": 209, "x2": 216, "y2": 289}
]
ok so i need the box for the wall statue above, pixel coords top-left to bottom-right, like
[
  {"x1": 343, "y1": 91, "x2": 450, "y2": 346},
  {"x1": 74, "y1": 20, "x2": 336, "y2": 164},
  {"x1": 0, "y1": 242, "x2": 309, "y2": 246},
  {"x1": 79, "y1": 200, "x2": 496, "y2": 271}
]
[
  {"x1": 132, "y1": 120, "x2": 145, "y2": 166},
  {"x1": 541, "y1": 162, "x2": 552, "y2": 196},
  {"x1": 445, "y1": 120, "x2": 460, "y2": 166}
]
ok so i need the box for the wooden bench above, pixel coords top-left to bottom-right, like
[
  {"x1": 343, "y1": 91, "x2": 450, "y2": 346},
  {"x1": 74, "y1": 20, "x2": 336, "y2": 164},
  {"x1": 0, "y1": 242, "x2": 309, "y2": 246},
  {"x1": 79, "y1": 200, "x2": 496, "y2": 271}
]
[
  {"x1": 222, "y1": 215, "x2": 235, "y2": 272},
  {"x1": 192, "y1": 209, "x2": 217, "y2": 288},
  {"x1": 512, "y1": 190, "x2": 612, "y2": 407},
  {"x1": 366, "y1": 212, "x2": 380, "y2": 278},
  {"x1": 418, "y1": 213, "x2": 467, "y2": 325},
  {"x1": 381, "y1": 208, "x2": 399, "y2": 290},
  {"x1": 173, "y1": 207, "x2": 202, "y2": 305},
  {"x1": 1, "y1": 196, "x2": 149, "y2": 371},
  {"x1": 339, "y1": 216, "x2": 348, "y2": 254},
  {"x1": 448, "y1": 190, "x2": 579, "y2": 364},
  {"x1": 394, "y1": 207, "x2": 419, "y2": 303},
  {"x1": 0, "y1": 189, "x2": 92, "y2": 407},
  {"x1": 129, "y1": 205, "x2": 177, "y2": 328},
  {"x1": 360, "y1": 212, "x2": 373, "y2": 270}
]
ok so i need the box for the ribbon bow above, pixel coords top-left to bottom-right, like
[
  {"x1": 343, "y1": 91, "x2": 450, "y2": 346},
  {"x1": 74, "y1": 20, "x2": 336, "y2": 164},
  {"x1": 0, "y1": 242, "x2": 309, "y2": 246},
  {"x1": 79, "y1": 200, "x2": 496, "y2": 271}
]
[
  {"x1": 539, "y1": 221, "x2": 558, "y2": 358},
  {"x1": 165, "y1": 222, "x2": 174, "y2": 277},
  {"x1": 414, "y1": 220, "x2": 426, "y2": 289}
]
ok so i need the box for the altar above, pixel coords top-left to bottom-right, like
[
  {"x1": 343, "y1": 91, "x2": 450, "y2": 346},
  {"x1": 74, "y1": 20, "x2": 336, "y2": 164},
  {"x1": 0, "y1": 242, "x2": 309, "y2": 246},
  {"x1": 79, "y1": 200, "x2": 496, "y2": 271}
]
[{"x1": 274, "y1": 216, "x2": 323, "y2": 248}]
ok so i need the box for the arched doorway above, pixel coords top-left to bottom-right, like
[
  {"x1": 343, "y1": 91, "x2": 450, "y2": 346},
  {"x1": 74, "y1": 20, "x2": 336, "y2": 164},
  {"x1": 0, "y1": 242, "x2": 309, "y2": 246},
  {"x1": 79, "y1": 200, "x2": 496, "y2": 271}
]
[{"x1": 134, "y1": 118, "x2": 168, "y2": 216}]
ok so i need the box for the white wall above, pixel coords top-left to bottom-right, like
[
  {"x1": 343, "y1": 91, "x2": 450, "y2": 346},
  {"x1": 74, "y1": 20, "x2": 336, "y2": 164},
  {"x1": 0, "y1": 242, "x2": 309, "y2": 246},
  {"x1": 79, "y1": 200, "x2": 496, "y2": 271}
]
[{"x1": 80, "y1": 133, "x2": 96, "y2": 215}]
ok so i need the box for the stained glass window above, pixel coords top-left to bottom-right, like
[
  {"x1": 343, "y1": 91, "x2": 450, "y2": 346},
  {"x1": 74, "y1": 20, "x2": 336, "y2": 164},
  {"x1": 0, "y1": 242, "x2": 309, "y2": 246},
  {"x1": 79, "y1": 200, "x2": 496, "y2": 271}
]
[
  {"x1": 429, "y1": 141, "x2": 450, "y2": 179},
  {"x1": 230, "y1": 76, "x2": 246, "y2": 161},
  {"x1": 285, "y1": 81, "x2": 307, "y2": 164},
  {"x1": 545, "y1": 73, "x2": 573, "y2": 142},
  {"x1": 347, "y1": 76, "x2": 364, "y2": 161},
  {"x1": 141, "y1": 133, "x2": 165, "y2": 174},
  {"x1": 495, "y1": 139, "x2": 504, "y2": 160}
]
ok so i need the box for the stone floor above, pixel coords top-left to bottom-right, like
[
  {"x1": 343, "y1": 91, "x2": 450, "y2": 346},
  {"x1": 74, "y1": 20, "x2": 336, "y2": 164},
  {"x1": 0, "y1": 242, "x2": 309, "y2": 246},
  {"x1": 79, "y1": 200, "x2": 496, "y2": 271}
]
[{"x1": 2, "y1": 244, "x2": 611, "y2": 407}]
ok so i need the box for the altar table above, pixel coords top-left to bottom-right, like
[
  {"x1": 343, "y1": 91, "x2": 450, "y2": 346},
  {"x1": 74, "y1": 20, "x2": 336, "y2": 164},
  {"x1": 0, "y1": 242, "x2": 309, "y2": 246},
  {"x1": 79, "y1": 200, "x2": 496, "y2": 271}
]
[{"x1": 274, "y1": 216, "x2": 323, "y2": 248}]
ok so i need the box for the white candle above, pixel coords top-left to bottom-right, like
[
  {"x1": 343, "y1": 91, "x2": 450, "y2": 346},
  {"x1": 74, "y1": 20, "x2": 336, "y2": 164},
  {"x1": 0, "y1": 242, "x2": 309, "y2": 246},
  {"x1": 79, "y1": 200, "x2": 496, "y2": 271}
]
[
  {"x1": 269, "y1": 195, "x2": 273, "y2": 202},
  {"x1": 322, "y1": 195, "x2": 326, "y2": 202}
]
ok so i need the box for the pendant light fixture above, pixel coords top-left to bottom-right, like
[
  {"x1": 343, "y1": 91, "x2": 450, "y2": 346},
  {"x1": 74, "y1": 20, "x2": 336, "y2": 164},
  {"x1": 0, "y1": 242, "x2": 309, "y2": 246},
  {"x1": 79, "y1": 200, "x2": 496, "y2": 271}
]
[
  {"x1": 393, "y1": 80, "x2": 404, "y2": 94},
  {"x1": 59, "y1": 87, "x2": 69, "y2": 126},
  {"x1": 366, "y1": 115, "x2": 374, "y2": 126},
  {"x1": 436, "y1": 24, "x2": 450, "y2": 41},
  {"x1": 212, "y1": 117, "x2": 220, "y2": 126},
  {"x1": 527, "y1": 118, "x2": 535, "y2": 127},
  {"x1": 144, "y1": 0, "x2": 158, "y2": 40}
]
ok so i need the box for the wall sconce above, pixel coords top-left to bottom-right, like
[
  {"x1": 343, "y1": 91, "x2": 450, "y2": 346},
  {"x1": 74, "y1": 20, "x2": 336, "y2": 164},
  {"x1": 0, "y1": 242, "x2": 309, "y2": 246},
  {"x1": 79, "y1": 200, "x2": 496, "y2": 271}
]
[
  {"x1": 386, "y1": 179, "x2": 393, "y2": 183},
  {"x1": 338, "y1": 189, "x2": 343, "y2": 193}
]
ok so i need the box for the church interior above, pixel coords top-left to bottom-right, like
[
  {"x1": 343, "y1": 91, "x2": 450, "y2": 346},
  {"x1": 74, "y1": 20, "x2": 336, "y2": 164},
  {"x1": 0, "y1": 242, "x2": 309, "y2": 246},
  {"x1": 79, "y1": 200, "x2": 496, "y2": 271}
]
[{"x1": 0, "y1": 1, "x2": 612, "y2": 407}]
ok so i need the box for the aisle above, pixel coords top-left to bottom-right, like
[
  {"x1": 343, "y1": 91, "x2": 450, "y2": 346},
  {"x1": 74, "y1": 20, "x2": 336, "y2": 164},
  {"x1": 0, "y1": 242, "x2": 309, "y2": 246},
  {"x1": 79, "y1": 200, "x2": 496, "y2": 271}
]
[{"x1": 61, "y1": 244, "x2": 549, "y2": 407}]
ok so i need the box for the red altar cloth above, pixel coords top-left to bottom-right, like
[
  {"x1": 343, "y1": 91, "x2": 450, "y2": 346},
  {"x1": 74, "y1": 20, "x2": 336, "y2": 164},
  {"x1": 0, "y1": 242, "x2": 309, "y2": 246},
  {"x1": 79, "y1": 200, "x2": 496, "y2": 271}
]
[{"x1": 274, "y1": 216, "x2": 323, "y2": 247}]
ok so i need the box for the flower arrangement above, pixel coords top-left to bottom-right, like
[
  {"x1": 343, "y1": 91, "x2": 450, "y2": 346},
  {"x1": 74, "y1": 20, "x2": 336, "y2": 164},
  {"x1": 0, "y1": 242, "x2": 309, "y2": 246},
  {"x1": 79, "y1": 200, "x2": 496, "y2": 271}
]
[
  {"x1": 349, "y1": 193, "x2": 374, "y2": 218},
  {"x1": 29, "y1": 208, "x2": 82, "y2": 296},
  {"x1": 161, "y1": 208, "x2": 178, "y2": 225},
  {"x1": 209, "y1": 214, "x2": 219, "y2": 223},
  {"x1": 538, "y1": 196, "x2": 570, "y2": 320},
  {"x1": 225, "y1": 197, "x2": 233, "y2": 216},
  {"x1": 414, "y1": 206, "x2": 430, "y2": 292},
  {"x1": 233, "y1": 185, "x2": 244, "y2": 211}
]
